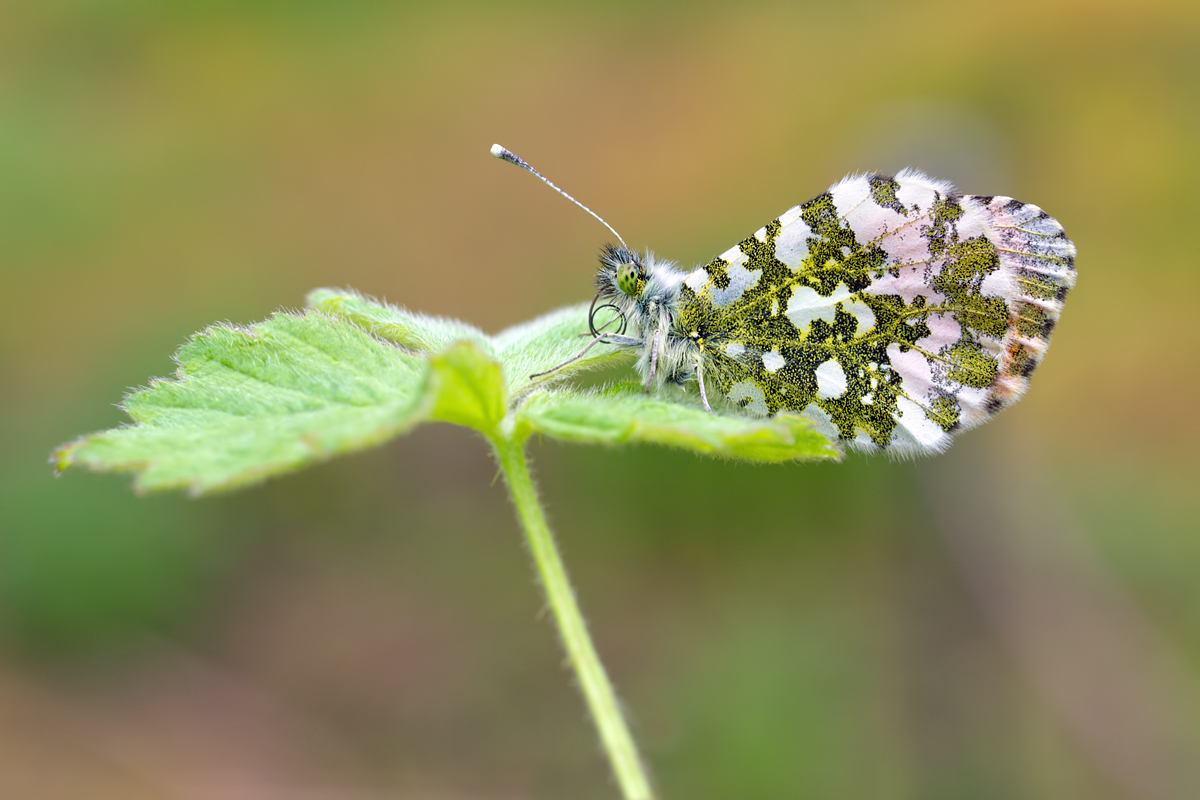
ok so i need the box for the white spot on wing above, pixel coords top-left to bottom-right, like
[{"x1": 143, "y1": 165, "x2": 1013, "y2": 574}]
[
  {"x1": 864, "y1": 265, "x2": 943, "y2": 304},
  {"x1": 892, "y1": 395, "x2": 949, "y2": 452},
  {"x1": 874, "y1": 224, "x2": 933, "y2": 269},
  {"x1": 854, "y1": 430, "x2": 877, "y2": 449},
  {"x1": 887, "y1": 343, "x2": 935, "y2": 401},
  {"x1": 894, "y1": 169, "x2": 954, "y2": 209},
  {"x1": 815, "y1": 360, "x2": 847, "y2": 398},
  {"x1": 786, "y1": 282, "x2": 852, "y2": 329},
  {"x1": 866, "y1": 173, "x2": 946, "y2": 268},
  {"x1": 979, "y1": 265, "x2": 1013, "y2": 303},
  {"x1": 724, "y1": 342, "x2": 745, "y2": 357},
  {"x1": 848, "y1": 206, "x2": 909, "y2": 248},
  {"x1": 773, "y1": 212, "x2": 812, "y2": 269},
  {"x1": 762, "y1": 350, "x2": 785, "y2": 373},
  {"x1": 840, "y1": 178, "x2": 911, "y2": 245},
  {"x1": 954, "y1": 196, "x2": 990, "y2": 240},
  {"x1": 683, "y1": 268, "x2": 707, "y2": 292},
  {"x1": 778, "y1": 205, "x2": 803, "y2": 227},
  {"x1": 710, "y1": 258, "x2": 763, "y2": 306},
  {"x1": 831, "y1": 175, "x2": 872, "y2": 220},
  {"x1": 729, "y1": 381, "x2": 768, "y2": 416},
  {"x1": 954, "y1": 385, "x2": 989, "y2": 427},
  {"x1": 916, "y1": 313, "x2": 961, "y2": 353},
  {"x1": 842, "y1": 299, "x2": 876, "y2": 332}
]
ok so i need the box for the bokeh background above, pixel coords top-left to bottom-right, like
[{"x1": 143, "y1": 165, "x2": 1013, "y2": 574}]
[{"x1": 3, "y1": 2, "x2": 1198, "y2": 798}]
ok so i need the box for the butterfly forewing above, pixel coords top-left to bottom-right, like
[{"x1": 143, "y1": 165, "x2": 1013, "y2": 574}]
[{"x1": 676, "y1": 169, "x2": 1075, "y2": 456}]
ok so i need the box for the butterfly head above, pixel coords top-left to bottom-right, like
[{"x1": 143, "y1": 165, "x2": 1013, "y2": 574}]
[{"x1": 597, "y1": 243, "x2": 647, "y2": 298}]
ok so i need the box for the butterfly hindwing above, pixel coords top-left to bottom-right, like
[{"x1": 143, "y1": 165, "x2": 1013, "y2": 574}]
[{"x1": 675, "y1": 169, "x2": 1076, "y2": 456}]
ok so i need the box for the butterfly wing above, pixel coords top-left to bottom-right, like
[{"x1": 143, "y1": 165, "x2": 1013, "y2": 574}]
[{"x1": 676, "y1": 169, "x2": 1076, "y2": 455}]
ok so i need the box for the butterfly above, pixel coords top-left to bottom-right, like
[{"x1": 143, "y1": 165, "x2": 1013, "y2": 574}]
[{"x1": 493, "y1": 146, "x2": 1076, "y2": 456}]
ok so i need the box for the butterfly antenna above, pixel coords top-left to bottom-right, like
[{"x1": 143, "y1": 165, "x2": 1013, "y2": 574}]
[{"x1": 491, "y1": 144, "x2": 630, "y2": 253}]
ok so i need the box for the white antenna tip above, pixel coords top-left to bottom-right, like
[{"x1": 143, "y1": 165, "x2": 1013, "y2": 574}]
[{"x1": 490, "y1": 143, "x2": 508, "y2": 159}]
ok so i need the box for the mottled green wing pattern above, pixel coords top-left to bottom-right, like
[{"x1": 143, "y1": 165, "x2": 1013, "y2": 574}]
[{"x1": 675, "y1": 169, "x2": 1076, "y2": 456}]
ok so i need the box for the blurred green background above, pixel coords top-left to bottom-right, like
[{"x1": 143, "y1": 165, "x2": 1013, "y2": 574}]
[{"x1": 3, "y1": 1, "x2": 1198, "y2": 798}]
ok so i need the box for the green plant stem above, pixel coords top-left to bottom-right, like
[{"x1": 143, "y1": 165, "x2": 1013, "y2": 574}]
[{"x1": 491, "y1": 434, "x2": 655, "y2": 800}]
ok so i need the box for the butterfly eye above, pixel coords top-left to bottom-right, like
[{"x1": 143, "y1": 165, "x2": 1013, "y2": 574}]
[{"x1": 616, "y1": 263, "x2": 645, "y2": 296}]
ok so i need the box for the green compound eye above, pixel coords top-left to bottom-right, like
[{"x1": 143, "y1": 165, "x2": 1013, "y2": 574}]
[{"x1": 616, "y1": 263, "x2": 644, "y2": 296}]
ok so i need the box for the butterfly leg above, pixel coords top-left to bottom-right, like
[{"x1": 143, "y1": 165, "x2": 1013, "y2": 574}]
[
  {"x1": 644, "y1": 326, "x2": 661, "y2": 393},
  {"x1": 696, "y1": 358, "x2": 713, "y2": 413},
  {"x1": 529, "y1": 332, "x2": 641, "y2": 379}
]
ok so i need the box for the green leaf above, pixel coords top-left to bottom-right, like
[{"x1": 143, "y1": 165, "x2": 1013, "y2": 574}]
[
  {"x1": 56, "y1": 291, "x2": 838, "y2": 494},
  {"x1": 427, "y1": 340, "x2": 507, "y2": 431},
  {"x1": 55, "y1": 312, "x2": 433, "y2": 494},
  {"x1": 494, "y1": 302, "x2": 634, "y2": 398},
  {"x1": 311, "y1": 289, "x2": 632, "y2": 398},
  {"x1": 516, "y1": 384, "x2": 841, "y2": 463},
  {"x1": 307, "y1": 287, "x2": 492, "y2": 354}
]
